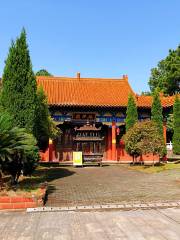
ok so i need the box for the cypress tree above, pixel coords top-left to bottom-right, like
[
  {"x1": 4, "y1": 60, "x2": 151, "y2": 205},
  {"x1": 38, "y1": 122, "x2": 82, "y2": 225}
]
[
  {"x1": 172, "y1": 95, "x2": 180, "y2": 154},
  {"x1": 125, "y1": 94, "x2": 138, "y2": 131},
  {"x1": 151, "y1": 90, "x2": 163, "y2": 136},
  {"x1": 1, "y1": 28, "x2": 37, "y2": 133},
  {"x1": 34, "y1": 86, "x2": 50, "y2": 150}
]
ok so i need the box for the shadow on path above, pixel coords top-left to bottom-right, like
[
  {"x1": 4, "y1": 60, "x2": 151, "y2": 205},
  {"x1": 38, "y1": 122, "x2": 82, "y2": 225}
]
[{"x1": 19, "y1": 167, "x2": 76, "y2": 193}]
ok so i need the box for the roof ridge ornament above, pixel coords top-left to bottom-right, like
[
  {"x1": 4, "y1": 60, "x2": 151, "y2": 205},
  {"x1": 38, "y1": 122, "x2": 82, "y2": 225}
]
[
  {"x1": 123, "y1": 74, "x2": 128, "y2": 81},
  {"x1": 77, "y1": 72, "x2": 80, "y2": 80}
]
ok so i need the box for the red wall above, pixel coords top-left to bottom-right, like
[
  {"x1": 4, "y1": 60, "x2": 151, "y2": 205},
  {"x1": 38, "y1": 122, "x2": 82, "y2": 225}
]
[
  {"x1": 40, "y1": 136, "x2": 160, "y2": 163},
  {"x1": 115, "y1": 140, "x2": 159, "y2": 163}
]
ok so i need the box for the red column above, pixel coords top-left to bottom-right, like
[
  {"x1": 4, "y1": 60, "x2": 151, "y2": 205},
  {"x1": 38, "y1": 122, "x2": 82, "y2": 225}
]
[
  {"x1": 49, "y1": 139, "x2": 53, "y2": 162},
  {"x1": 111, "y1": 121, "x2": 116, "y2": 161},
  {"x1": 163, "y1": 121, "x2": 167, "y2": 144},
  {"x1": 106, "y1": 127, "x2": 112, "y2": 160},
  {"x1": 116, "y1": 127, "x2": 120, "y2": 161}
]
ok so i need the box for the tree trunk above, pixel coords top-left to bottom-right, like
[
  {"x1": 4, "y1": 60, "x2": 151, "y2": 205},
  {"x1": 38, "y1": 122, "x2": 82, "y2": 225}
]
[
  {"x1": 15, "y1": 170, "x2": 21, "y2": 183},
  {"x1": 153, "y1": 153, "x2": 154, "y2": 166},
  {"x1": 132, "y1": 155, "x2": 135, "y2": 165},
  {"x1": 0, "y1": 170, "x2": 3, "y2": 189}
]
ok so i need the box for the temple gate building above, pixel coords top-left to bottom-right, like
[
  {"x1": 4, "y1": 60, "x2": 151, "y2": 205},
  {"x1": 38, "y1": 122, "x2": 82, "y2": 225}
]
[{"x1": 37, "y1": 73, "x2": 176, "y2": 163}]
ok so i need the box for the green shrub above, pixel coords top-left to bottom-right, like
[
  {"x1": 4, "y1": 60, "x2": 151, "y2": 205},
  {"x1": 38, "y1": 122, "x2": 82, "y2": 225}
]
[{"x1": 123, "y1": 121, "x2": 166, "y2": 163}]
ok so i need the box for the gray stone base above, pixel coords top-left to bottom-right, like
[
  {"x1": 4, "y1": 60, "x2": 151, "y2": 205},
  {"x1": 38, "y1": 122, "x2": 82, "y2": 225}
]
[{"x1": 27, "y1": 200, "x2": 180, "y2": 213}]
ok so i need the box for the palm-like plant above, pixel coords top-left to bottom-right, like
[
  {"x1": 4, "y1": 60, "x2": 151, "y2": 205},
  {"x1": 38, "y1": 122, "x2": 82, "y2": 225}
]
[{"x1": 0, "y1": 112, "x2": 39, "y2": 185}]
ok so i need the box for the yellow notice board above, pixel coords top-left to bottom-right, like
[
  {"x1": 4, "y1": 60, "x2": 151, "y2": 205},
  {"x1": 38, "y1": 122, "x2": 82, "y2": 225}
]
[{"x1": 73, "y1": 152, "x2": 83, "y2": 166}]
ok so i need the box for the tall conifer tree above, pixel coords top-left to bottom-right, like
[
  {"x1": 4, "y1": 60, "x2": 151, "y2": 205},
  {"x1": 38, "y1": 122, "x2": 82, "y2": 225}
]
[
  {"x1": 125, "y1": 94, "x2": 138, "y2": 131},
  {"x1": 1, "y1": 28, "x2": 37, "y2": 133},
  {"x1": 34, "y1": 86, "x2": 50, "y2": 150},
  {"x1": 172, "y1": 95, "x2": 180, "y2": 154},
  {"x1": 151, "y1": 90, "x2": 163, "y2": 136}
]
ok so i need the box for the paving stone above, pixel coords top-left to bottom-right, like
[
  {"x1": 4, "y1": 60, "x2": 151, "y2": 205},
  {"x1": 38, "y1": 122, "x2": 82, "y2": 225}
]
[
  {"x1": 147, "y1": 203, "x2": 155, "y2": 207},
  {"x1": 92, "y1": 205, "x2": 102, "y2": 209},
  {"x1": 101, "y1": 205, "x2": 113, "y2": 209},
  {"x1": 45, "y1": 166, "x2": 180, "y2": 208},
  {"x1": 67, "y1": 206, "x2": 77, "y2": 211},
  {"x1": 75, "y1": 205, "x2": 92, "y2": 210},
  {"x1": 1, "y1": 209, "x2": 180, "y2": 239},
  {"x1": 124, "y1": 204, "x2": 133, "y2": 208},
  {"x1": 140, "y1": 204, "x2": 149, "y2": 207},
  {"x1": 160, "y1": 203, "x2": 172, "y2": 207},
  {"x1": 134, "y1": 203, "x2": 148, "y2": 208},
  {"x1": 155, "y1": 203, "x2": 166, "y2": 207},
  {"x1": 116, "y1": 204, "x2": 126, "y2": 208}
]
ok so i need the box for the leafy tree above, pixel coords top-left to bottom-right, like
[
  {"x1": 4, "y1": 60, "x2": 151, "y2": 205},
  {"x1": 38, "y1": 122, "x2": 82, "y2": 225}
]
[
  {"x1": 125, "y1": 94, "x2": 138, "y2": 131},
  {"x1": 48, "y1": 116, "x2": 60, "y2": 140},
  {"x1": 172, "y1": 95, "x2": 180, "y2": 154},
  {"x1": 141, "y1": 91, "x2": 151, "y2": 96},
  {"x1": 36, "y1": 69, "x2": 52, "y2": 76},
  {"x1": 151, "y1": 90, "x2": 163, "y2": 137},
  {"x1": 1, "y1": 28, "x2": 37, "y2": 133},
  {"x1": 148, "y1": 45, "x2": 180, "y2": 95},
  {"x1": 0, "y1": 112, "x2": 39, "y2": 185},
  {"x1": 123, "y1": 121, "x2": 166, "y2": 164}
]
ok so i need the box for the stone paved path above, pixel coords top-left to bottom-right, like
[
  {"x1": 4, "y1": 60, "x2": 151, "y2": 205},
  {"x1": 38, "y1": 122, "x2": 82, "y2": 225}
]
[
  {"x1": 1, "y1": 208, "x2": 180, "y2": 239},
  {"x1": 46, "y1": 165, "x2": 180, "y2": 207}
]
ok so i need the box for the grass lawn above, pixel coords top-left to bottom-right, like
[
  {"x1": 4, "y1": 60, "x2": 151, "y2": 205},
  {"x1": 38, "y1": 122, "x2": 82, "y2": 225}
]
[
  {"x1": 17, "y1": 166, "x2": 50, "y2": 191},
  {"x1": 128, "y1": 162, "x2": 180, "y2": 173},
  {"x1": 0, "y1": 166, "x2": 49, "y2": 197},
  {"x1": 4, "y1": 165, "x2": 74, "y2": 194}
]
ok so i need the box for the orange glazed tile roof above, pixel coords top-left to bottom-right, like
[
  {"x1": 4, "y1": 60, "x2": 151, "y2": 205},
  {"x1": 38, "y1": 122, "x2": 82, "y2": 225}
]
[
  {"x1": 36, "y1": 74, "x2": 134, "y2": 107},
  {"x1": 36, "y1": 74, "x2": 177, "y2": 108},
  {"x1": 137, "y1": 95, "x2": 177, "y2": 108}
]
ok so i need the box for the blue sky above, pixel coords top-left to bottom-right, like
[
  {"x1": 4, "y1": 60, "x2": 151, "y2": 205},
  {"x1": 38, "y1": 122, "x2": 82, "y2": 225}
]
[{"x1": 0, "y1": 0, "x2": 180, "y2": 93}]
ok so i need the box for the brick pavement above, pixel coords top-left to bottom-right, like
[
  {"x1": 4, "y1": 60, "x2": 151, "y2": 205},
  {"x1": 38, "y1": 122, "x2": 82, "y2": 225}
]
[{"x1": 45, "y1": 165, "x2": 180, "y2": 207}]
